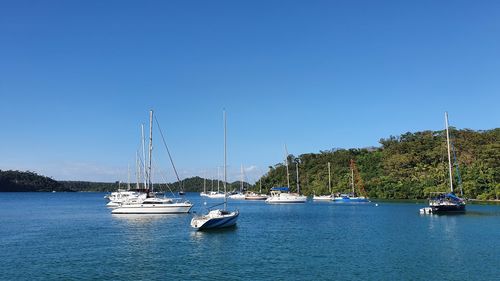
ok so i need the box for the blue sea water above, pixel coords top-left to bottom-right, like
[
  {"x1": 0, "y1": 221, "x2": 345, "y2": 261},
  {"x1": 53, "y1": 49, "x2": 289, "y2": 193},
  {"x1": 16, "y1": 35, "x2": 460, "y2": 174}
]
[{"x1": 0, "y1": 192, "x2": 498, "y2": 281}]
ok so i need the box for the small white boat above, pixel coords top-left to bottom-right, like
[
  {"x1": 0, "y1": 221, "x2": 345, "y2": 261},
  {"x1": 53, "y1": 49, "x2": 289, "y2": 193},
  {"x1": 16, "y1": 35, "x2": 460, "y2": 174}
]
[
  {"x1": 106, "y1": 191, "x2": 146, "y2": 208},
  {"x1": 206, "y1": 191, "x2": 226, "y2": 199},
  {"x1": 245, "y1": 192, "x2": 268, "y2": 200},
  {"x1": 228, "y1": 192, "x2": 246, "y2": 200},
  {"x1": 313, "y1": 194, "x2": 332, "y2": 201},
  {"x1": 229, "y1": 164, "x2": 247, "y2": 200},
  {"x1": 245, "y1": 176, "x2": 268, "y2": 200},
  {"x1": 313, "y1": 162, "x2": 333, "y2": 201},
  {"x1": 191, "y1": 111, "x2": 238, "y2": 230},
  {"x1": 191, "y1": 208, "x2": 239, "y2": 229}
]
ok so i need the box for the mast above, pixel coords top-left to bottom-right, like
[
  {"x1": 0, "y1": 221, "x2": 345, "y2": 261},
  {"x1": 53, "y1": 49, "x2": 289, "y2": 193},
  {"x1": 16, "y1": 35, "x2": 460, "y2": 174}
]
[
  {"x1": 295, "y1": 162, "x2": 300, "y2": 194},
  {"x1": 284, "y1": 144, "x2": 290, "y2": 189},
  {"x1": 328, "y1": 162, "x2": 331, "y2": 194},
  {"x1": 141, "y1": 124, "x2": 147, "y2": 190},
  {"x1": 203, "y1": 171, "x2": 206, "y2": 194},
  {"x1": 135, "y1": 151, "x2": 140, "y2": 190},
  {"x1": 148, "y1": 110, "x2": 153, "y2": 195},
  {"x1": 127, "y1": 164, "x2": 131, "y2": 190},
  {"x1": 259, "y1": 177, "x2": 262, "y2": 194},
  {"x1": 445, "y1": 112, "x2": 454, "y2": 193},
  {"x1": 240, "y1": 164, "x2": 244, "y2": 193},
  {"x1": 223, "y1": 110, "x2": 227, "y2": 210},
  {"x1": 351, "y1": 160, "x2": 355, "y2": 194},
  {"x1": 217, "y1": 166, "x2": 220, "y2": 193}
]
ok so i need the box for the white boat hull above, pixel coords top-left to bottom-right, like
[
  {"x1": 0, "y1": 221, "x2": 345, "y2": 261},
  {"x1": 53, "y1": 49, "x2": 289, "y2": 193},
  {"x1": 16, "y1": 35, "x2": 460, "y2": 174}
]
[
  {"x1": 112, "y1": 202, "x2": 193, "y2": 214},
  {"x1": 313, "y1": 195, "x2": 332, "y2": 201},
  {"x1": 245, "y1": 194, "x2": 268, "y2": 200},
  {"x1": 191, "y1": 209, "x2": 239, "y2": 230},
  {"x1": 206, "y1": 193, "x2": 226, "y2": 199},
  {"x1": 228, "y1": 193, "x2": 246, "y2": 200},
  {"x1": 265, "y1": 194, "x2": 307, "y2": 204}
]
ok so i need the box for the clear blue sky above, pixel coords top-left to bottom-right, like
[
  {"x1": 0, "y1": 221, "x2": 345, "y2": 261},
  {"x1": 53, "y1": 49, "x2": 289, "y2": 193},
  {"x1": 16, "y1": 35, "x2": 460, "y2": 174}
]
[{"x1": 1, "y1": 1, "x2": 499, "y2": 183}]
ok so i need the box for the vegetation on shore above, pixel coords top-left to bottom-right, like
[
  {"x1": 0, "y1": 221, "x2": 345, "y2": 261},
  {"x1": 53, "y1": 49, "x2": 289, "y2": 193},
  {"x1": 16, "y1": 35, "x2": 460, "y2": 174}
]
[
  {"x1": 255, "y1": 128, "x2": 499, "y2": 200},
  {"x1": 1, "y1": 128, "x2": 498, "y2": 200}
]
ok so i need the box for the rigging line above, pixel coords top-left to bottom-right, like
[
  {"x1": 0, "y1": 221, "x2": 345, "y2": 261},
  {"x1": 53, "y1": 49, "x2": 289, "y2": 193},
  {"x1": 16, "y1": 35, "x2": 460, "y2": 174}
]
[
  {"x1": 154, "y1": 114, "x2": 182, "y2": 186},
  {"x1": 151, "y1": 158, "x2": 176, "y2": 197}
]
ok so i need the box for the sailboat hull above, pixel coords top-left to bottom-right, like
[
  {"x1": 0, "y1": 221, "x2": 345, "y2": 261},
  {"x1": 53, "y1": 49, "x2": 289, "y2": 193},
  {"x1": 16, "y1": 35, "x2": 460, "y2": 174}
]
[
  {"x1": 313, "y1": 195, "x2": 332, "y2": 201},
  {"x1": 191, "y1": 210, "x2": 239, "y2": 230},
  {"x1": 431, "y1": 204, "x2": 466, "y2": 213},
  {"x1": 245, "y1": 194, "x2": 268, "y2": 200},
  {"x1": 112, "y1": 203, "x2": 193, "y2": 214},
  {"x1": 265, "y1": 194, "x2": 307, "y2": 204}
]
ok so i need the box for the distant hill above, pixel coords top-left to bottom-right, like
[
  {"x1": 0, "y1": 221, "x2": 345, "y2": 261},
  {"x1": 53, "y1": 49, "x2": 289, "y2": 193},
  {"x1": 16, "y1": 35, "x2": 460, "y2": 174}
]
[
  {"x1": 0, "y1": 170, "x2": 71, "y2": 192},
  {"x1": 0, "y1": 171, "x2": 251, "y2": 193}
]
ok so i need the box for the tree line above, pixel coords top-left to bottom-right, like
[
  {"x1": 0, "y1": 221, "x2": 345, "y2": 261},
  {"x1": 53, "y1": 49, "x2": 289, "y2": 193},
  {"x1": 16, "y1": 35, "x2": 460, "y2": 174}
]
[
  {"x1": 1, "y1": 128, "x2": 498, "y2": 200},
  {"x1": 252, "y1": 128, "x2": 499, "y2": 200}
]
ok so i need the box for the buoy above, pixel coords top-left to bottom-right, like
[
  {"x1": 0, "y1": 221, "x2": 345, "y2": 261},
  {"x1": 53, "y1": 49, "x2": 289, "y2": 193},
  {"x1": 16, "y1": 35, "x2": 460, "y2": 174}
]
[{"x1": 375, "y1": 203, "x2": 379, "y2": 207}]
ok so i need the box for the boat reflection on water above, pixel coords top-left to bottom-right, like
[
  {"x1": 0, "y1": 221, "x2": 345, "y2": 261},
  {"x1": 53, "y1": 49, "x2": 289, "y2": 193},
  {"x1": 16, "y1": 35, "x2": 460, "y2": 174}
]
[{"x1": 112, "y1": 213, "x2": 185, "y2": 225}]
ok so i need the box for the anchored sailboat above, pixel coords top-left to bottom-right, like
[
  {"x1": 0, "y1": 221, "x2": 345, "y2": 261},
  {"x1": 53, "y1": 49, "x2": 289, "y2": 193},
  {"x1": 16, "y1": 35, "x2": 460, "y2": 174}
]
[
  {"x1": 229, "y1": 164, "x2": 246, "y2": 200},
  {"x1": 332, "y1": 159, "x2": 369, "y2": 202},
  {"x1": 191, "y1": 111, "x2": 239, "y2": 230},
  {"x1": 421, "y1": 112, "x2": 466, "y2": 214},
  {"x1": 206, "y1": 166, "x2": 226, "y2": 198},
  {"x1": 313, "y1": 162, "x2": 333, "y2": 201},
  {"x1": 112, "y1": 110, "x2": 193, "y2": 214},
  {"x1": 266, "y1": 145, "x2": 307, "y2": 204},
  {"x1": 245, "y1": 173, "x2": 268, "y2": 200}
]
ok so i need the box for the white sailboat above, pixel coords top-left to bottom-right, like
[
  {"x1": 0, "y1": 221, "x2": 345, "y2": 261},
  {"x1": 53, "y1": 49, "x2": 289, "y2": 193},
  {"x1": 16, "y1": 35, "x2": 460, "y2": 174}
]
[
  {"x1": 112, "y1": 110, "x2": 193, "y2": 214},
  {"x1": 191, "y1": 111, "x2": 239, "y2": 230},
  {"x1": 245, "y1": 175, "x2": 268, "y2": 200},
  {"x1": 229, "y1": 164, "x2": 246, "y2": 200},
  {"x1": 206, "y1": 166, "x2": 225, "y2": 198},
  {"x1": 106, "y1": 148, "x2": 148, "y2": 208},
  {"x1": 266, "y1": 146, "x2": 307, "y2": 204},
  {"x1": 313, "y1": 162, "x2": 333, "y2": 201},
  {"x1": 200, "y1": 172, "x2": 208, "y2": 197}
]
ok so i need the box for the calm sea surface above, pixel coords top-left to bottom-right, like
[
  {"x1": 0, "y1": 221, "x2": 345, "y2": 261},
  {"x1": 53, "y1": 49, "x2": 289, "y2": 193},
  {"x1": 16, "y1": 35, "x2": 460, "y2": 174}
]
[{"x1": 0, "y1": 192, "x2": 498, "y2": 281}]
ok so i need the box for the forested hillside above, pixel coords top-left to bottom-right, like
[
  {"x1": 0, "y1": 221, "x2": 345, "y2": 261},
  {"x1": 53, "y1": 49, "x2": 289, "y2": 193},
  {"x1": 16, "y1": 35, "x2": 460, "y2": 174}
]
[
  {"x1": 0, "y1": 170, "x2": 70, "y2": 192},
  {"x1": 255, "y1": 128, "x2": 499, "y2": 200}
]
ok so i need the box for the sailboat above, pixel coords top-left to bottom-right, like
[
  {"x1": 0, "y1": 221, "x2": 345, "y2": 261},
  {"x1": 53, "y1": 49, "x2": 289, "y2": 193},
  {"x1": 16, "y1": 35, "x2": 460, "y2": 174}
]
[
  {"x1": 265, "y1": 146, "x2": 307, "y2": 204},
  {"x1": 191, "y1": 111, "x2": 239, "y2": 230},
  {"x1": 206, "y1": 167, "x2": 226, "y2": 198},
  {"x1": 420, "y1": 112, "x2": 466, "y2": 214},
  {"x1": 313, "y1": 162, "x2": 333, "y2": 201},
  {"x1": 245, "y1": 174, "x2": 268, "y2": 200},
  {"x1": 200, "y1": 172, "x2": 208, "y2": 197},
  {"x1": 112, "y1": 110, "x2": 193, "y2": 214},
  {"x1": 229, "y1": 164, "x2": 246, "y2": 200},
  {"x1": 178, "y1": 179, "x2": 185, "y2": 196},
  {"x1": 106, "y1": 136, "x2": 149, "y2": 208},
  {"x1": 332, "y1": 159, "x2": 369, "y2": 202}
]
